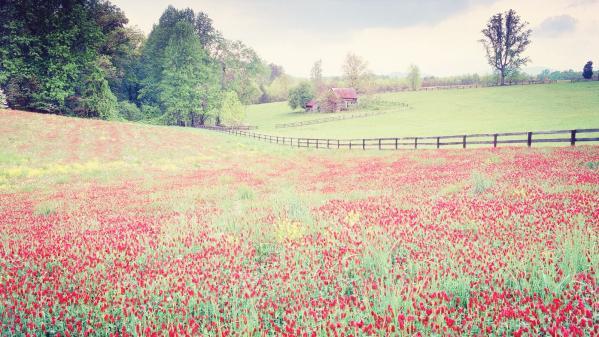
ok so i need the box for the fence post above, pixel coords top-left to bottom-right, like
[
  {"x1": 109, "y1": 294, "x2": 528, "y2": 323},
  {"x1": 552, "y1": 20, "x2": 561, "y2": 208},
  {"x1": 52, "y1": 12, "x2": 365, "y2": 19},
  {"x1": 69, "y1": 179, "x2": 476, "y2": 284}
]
[
  {"x1": 493, "y1": 134, "x2": 498, "y2": 148},
  {"x1": 570, "y1": 130, "x2": 576, "y2": 146},
  {"x1": 463, "y1": 135, "x2": 466, "y2": 149},
  {"x1": 327, "y1": 139, "x2": 330, "y2": 149},
  {"x1": 338, "y1": 139, "x2": 340, "y2": 149},
  {"x1": 379, "y1": 138, "x2": 382, "y2": 150},
  {"x1": 436, "y1": 137, "x2": 440, "y2": 149},
  {"x1": 349, "y1": 141, "x2": 352, "y2": 150},
  {"x1": 362, "y1": 139, "x2": 365, "y2": 150},
  {"x1": 316, "y1": 139, "x2": 319, "y2": 149},
  {"x1": 414, "y1": 138, "x2": 418, "y2": 149},
  {"x1": 395, "y1": 138, "x2": 398, "y2": 150},
  {"x1": 527, "y1": 132, "x2": 532, "y2": 147}
]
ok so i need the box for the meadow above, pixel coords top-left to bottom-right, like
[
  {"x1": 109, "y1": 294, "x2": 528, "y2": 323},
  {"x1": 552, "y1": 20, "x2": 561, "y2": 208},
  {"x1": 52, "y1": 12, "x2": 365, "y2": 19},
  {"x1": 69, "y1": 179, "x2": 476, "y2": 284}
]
[
  {"x1": 0, "y1": 108, "x2": 597, "y2": 336},
  {"x1": 246, "y1": 82, "x2": 599, "y2": 139}
]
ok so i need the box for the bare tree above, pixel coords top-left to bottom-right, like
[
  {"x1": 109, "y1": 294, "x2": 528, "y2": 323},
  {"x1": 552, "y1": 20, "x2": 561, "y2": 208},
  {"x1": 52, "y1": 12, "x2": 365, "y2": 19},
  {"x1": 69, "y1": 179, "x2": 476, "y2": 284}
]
[
  {"x1": 310, "y1": 59, "x2": 324, "y2": 93},
  {"x1": 342, "y1": 53, "x2": 368, "y2": 91},
  {"x1": 480, "y1": 9, "x2": 532, "y2": 86}
]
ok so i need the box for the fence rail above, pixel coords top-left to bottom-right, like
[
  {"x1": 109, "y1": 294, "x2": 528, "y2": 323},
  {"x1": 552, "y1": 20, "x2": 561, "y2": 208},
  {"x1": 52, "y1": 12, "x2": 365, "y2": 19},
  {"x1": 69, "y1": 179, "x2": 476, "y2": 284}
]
[
  {"x1": 198, "y1": 127, "x2": 599, "y2": 150},
  {"x1": 275, "y1": 103, "x2": 410, "y2": 129},
  {"x1": 418, "y1": 80, "x2": 559, "y2": 91}
]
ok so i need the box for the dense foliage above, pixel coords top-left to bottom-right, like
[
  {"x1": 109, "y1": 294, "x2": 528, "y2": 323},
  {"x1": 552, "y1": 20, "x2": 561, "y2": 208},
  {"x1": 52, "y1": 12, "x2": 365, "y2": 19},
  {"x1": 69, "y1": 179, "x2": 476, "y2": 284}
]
[
  {"x1": 0, "y1": 1, "x2": 285, "y2": 125},
  {"x1": 288, "y1": 82, "x2": 314, "y2": 110},
  {"x1": 0, "y1": 0, "x2": 132, "y2": 116}
]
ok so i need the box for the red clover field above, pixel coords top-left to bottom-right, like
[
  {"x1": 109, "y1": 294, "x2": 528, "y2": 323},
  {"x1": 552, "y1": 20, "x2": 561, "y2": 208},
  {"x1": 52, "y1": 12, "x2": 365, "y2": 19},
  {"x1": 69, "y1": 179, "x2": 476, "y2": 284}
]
[{"x1": 0, "y1": 110, "x2": 597, "y2": 336}]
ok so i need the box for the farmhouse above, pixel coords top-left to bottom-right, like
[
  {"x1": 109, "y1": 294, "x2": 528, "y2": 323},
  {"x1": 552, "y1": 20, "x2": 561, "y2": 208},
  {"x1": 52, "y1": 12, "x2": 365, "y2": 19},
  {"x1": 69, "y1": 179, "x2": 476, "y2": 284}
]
[{"x1": 331, "y1": 87, "x2": 358, "y2": 111}]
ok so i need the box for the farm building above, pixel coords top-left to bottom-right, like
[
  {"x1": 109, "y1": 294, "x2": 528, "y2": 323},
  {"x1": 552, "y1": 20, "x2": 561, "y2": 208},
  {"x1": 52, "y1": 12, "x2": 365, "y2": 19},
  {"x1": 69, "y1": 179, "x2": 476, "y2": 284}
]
[
  {"x1": 331, "y1": 87, "x2": 358, "y2": 111},
  {"x1": 305, "y1": 99, "x2": 319, "y2": 112}
]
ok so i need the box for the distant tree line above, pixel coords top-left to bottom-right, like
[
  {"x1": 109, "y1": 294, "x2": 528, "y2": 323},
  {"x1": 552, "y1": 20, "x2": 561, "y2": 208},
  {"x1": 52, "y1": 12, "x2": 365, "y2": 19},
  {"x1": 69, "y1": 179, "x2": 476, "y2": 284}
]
[{"x1": 0, "y1": 0, "x2": 289, "y2": 126}]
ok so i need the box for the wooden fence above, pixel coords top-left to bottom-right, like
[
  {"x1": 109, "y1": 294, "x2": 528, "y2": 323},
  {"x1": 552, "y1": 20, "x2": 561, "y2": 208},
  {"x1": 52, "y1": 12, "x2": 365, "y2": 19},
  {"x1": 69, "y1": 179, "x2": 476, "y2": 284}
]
[
  {"x1": 274, "y1": 104, "x2": 410, "y2": 129},
  {"x1": 419, "y1": 80, "x2": 558, "y2": 91},
  {"x1": 198, "y1": 127, "x2": 599, "y2": 150}
]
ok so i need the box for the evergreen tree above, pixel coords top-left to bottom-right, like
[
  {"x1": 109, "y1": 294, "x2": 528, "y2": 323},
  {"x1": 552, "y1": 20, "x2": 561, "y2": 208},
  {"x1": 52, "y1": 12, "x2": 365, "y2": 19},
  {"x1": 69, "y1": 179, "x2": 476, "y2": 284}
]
[
  {"x1": 78, "y1": 63, "x2": 118, "y2": 119},
  {"x1": 582, "y1": 61, "x2": 593, "y2": 80}
]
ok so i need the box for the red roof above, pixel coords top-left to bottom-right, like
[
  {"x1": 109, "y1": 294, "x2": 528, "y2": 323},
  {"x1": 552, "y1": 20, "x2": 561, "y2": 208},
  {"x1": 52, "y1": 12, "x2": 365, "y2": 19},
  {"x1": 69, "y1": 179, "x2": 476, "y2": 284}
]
[
  {"x1": 331, "y1": 88, "x2": 358, "y2": 100},
  {"x1": 305, "y1": 99, "x2": 317, "y2": 107}
]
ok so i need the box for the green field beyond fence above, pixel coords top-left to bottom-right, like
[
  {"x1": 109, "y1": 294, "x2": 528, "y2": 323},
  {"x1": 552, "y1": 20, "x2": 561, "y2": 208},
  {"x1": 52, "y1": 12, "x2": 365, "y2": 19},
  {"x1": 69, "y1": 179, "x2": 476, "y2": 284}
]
[{"x1": 245, "y1": 82, "x2": 599, "y2": 139}]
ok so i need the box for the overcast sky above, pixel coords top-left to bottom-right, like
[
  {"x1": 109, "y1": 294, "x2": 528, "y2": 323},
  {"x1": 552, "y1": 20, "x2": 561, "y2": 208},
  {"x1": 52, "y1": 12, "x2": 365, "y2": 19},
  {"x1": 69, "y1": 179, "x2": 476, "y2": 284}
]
[{"x1": 112, "y1": 0, "x2": 599, "y2": 77}]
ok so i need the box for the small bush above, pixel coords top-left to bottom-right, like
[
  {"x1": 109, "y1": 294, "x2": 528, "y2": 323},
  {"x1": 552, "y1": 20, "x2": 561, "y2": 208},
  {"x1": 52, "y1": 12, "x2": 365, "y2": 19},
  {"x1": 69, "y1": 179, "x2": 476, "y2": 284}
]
[{"x1": 118, "y1": 101, "x2": 144, "y2": 121}]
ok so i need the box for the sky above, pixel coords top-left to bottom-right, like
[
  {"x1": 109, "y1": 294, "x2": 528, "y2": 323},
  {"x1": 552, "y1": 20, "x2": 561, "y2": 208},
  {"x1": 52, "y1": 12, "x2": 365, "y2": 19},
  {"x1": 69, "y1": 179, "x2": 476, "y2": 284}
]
[{"x1": 111, "y1": 0, "x2": 599, "y2": 77}]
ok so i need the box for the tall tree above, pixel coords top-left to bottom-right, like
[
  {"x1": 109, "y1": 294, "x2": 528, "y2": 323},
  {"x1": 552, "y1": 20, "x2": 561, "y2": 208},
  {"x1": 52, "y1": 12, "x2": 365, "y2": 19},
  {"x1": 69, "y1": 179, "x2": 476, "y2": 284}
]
[
  {"x1": 582, "y1": 61, "x2": 593, "y2": 80},
  {"x1": 480, "y1": 9, "x2": 532, "y2": 86},
  {"x1": 209, "y1": 37, "x2": 267, "y2": 104},
  {"x1": 310, "y1": 59, "x2": 324, "y2": 93},
  {"x1": 342, "y1": 53, "x2": 368, "y2": 91},
  {"x1": 153, "y1": 21, "x2": 219, "y2": 126},
  {"x1": 407, "y1": 64, "x2": 422, "y2": 91},
  {"x1": 0, "y1": 0, "x2": 129, "y2": 117}
]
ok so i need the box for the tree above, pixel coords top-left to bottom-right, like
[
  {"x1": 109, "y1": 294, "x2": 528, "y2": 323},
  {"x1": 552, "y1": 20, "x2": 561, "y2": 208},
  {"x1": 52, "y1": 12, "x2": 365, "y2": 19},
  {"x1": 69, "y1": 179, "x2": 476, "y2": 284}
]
[
  {"x1": 319, "y1": 89, "x2": 340, "y2": 113},
  {"x1": 0, "y1": 0, "x2": 135, "y2": 117},
  {"x1": 342, "y1": 53, "x2": 368, "y2": 91},
  {"x1": 156, "y1": 21, "x2": 219, "y2": 126},
  {"x1": 288, "y1": 82, "x2": 314, "y2": 110},
  {"x1": 77, "y1": 62, "x2": 118, "y2": 119},
  {"x1": 537, "y1": 69, "x2": 551, "y2": 82},
  {"x1": 266, "y1": 75, "x2": 292, "y2": 102},
  {"x1": 310, "y1": 59, "x2": 324, "y2": 93},
  {"x1": 216, "y1": 91, "x2": 245, "y2": 126},
  {"x1": 0, "y1": 88, "x2": 7, "y2": 109},
  {"x1": 268, "y1": 63, "x2": 284, "y2": 81},
  {"x1": 480, "y1": 9, "x2": 532, "y2": 86},
  {"x1": 582, "y1": 61, "x2": 593, "y2": 80},
  {"x1": 407, "y1": 64, "x2": 422, "y2": 91}
]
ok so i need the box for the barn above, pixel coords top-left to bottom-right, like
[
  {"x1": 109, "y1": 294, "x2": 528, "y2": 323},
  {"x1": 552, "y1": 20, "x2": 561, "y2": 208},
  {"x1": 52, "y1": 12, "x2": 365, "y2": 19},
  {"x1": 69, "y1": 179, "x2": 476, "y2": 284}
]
[
  {"x1": 331, "y1": 87, "x2": 358, "y2": 111},
  {"x1": 305, "y1": 99, "x2": 319, "y2": 112}
]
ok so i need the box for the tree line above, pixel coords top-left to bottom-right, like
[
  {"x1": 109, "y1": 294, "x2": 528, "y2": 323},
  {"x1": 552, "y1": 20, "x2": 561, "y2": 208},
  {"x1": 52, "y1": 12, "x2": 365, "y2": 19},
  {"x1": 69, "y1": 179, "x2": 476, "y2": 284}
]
[{"x1": 0, "y1": 0, "x2": 291, "y2": 126}]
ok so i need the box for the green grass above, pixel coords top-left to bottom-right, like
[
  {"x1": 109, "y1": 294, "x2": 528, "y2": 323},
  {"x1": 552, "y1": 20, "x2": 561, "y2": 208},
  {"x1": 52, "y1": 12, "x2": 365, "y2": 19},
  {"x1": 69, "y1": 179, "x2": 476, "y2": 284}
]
[{"x1": 245, "y1": 82, "x2": 599, "y2": 138}]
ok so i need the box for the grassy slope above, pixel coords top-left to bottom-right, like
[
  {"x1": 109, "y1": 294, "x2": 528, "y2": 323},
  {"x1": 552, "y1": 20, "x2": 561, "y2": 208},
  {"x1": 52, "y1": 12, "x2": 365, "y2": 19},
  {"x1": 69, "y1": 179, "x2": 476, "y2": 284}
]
[
  {"x1": 1, "y1": 110, "x2": 598, "y2": 336},
  {"x1": 245, "y1": 82, "x2": 599, "y2": 138}
]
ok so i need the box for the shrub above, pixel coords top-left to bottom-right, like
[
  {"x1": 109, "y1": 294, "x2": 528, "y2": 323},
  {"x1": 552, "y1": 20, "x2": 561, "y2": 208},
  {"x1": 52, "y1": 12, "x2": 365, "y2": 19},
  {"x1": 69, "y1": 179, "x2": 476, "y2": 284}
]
[{"x1": 118, "y1": 101, "x2": 144, "y2": 121}]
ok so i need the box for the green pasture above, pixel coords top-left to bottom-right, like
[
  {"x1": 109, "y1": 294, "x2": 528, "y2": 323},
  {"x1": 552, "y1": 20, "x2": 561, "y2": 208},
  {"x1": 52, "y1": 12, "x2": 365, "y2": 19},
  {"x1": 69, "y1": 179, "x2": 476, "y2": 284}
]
[{"x1": 245, "y1": 82, "x2": 599, "y2": 139}]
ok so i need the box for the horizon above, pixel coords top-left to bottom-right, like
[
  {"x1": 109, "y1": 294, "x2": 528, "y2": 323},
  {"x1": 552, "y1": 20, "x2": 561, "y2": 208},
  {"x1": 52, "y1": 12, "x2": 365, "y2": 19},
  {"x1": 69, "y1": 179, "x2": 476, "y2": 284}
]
[{"x1": 112, "y1": 0, "x2": 599, "y2": 78}]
